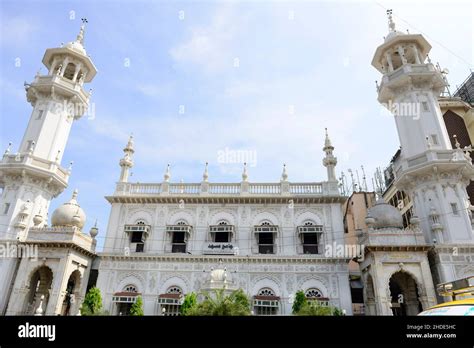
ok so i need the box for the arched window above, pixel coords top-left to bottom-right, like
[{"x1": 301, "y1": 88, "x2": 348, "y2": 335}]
[
  {"x1": 258, "y1": 288, "x2": 275, "y2": 297},
  {"x1": 124, "y1": 285, "x2": 138, "y2": 293},
  {"x1": 166, "y1": 286, "x2": 183, "y2": 295},
  {"x1": 305, "y1": 288, "x2": 323, "y2": 298},
  {"x1": 298, "y1": 222, "x2": 323, "y2": 255},
  {"x1": 63, "y1": 62, "x2": 76, "y2": 80},
  {"x1": 255, "y1": 221, "x2": 277, "y2": 254},
  {"x1": 168, "y1": 221, "x2": 191, "y2": 253},
  {"x1": 254, "y1": 288, "x2": 279, "y2": 315}
]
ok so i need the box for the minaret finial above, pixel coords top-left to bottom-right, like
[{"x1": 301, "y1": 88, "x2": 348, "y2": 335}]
[
  {"x1": 281, "y1": 163, "x2": 288, "y2": 182},
  {"x1": 164, "y1": 164, "x2": 171, "y2": 182},
  {"x1": 119, "y1": 135, "x2": 134, "y2": 182},
  {"x1": 72, "y1": 188, "x2": 78, "y2": 200},
  {"x1": 323, "y1": 128, "x2": 337, "y2": 182},
  {"x1": 387, "y1": 9, "x2": 395, "y2": 32},
  {"x1": 203, "y1": 162, "x2": 209, "y2": 182},
  {"x1": 242, "y1": 162, "x2": 248, "y2": 182},
  {"x1": 76, "y1": 18, "x2": 88, "y2": 45}
]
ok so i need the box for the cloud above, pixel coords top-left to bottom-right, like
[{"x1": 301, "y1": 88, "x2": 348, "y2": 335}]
[
  {"x1": 0, "y1": 16, "x2": 39, "y2": 48},
  {"x1": 169, "y1": 4, "x2": 241, "y2": 73}
]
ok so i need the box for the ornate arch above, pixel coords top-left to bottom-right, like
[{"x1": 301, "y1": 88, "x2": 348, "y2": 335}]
[
  {"x1": 116, "y1": 272, "x2": 146, "y2": 293},
  {"x1": 127, "y1": 209, "x2": 154, "y2": 225},
  {"x1": 385, "y1": 268, "x2": 425, "y2": 297},
  {"x1": 159, "y1": 274, "x2": 190, "y2": 294},
  {"x1": 295, "y1": 209, "x2": 324, "y2": 226},
  {"x1": 297, "y1": 275, "x2": 330, "y2": 297},
  {"x1": 251, "y1": 275, "x2": 282, "y2": 296},
  {"x1": 209, "y1": 209, "x2": 238, "y2": 226},
  {"x1": 167, "y1": 210, "x2": 195, "y2": 225},
  {"x1": 251, "y1": 211, "x2": 280, "y2": 226}
]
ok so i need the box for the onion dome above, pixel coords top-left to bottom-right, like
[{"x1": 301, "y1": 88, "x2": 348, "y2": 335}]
[
  {"x1": 51, "y1": 189, "x2": 86, "y2": 229},
  {"x1": 366, "y1": 198, "x2": 403, "y2": 229}
]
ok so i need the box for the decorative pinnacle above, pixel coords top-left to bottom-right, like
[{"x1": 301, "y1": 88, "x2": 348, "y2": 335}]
[
  {"x1": 72, "y1": 189, "x2": 79, "y2": 200},
  {"x1": 242, "y1": 162, "x2": 248, "y2": 182},
  {"x1": 76, "y1": 18, "x2": 88, "y2": 45},
  {"x1": 387, "y1": 9, "x2": 396, "y2": 32},
  {"x1": 281, "y1": 163, "x2": 288, "y2": 182},
  {"x1": 203, "y1": 162, "x2": 209, "y2": 182},
  {"x1": 453, "y1": 134, "x2": 461, "y2": 149},
  {"x1": 164, "y1": 164, "x2": 171, "y2": 182}
]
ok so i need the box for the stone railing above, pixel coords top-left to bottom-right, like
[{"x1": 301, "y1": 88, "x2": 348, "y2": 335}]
[
  {"x1": 0, "y1": 153, "x2": 70, "y2": 184},
  {"x1": 33, "y1": 75, "x2": 90, "y2": 102},
  {"x1": 115, "y1": 181, "x2": 339, "y2": 197}
]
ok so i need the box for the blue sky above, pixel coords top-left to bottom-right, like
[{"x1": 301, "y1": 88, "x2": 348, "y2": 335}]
[{"x1": 0, "y1": 0, "x2": 472, "y2": 250}]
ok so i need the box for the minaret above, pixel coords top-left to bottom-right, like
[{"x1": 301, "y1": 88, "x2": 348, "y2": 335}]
[
  {"x1": 0, "y1": 20, "x2": 97, "y2": 240},
  {"x1": 372, "y1": 11, "x2": 474, "y2": 285},
  {"x1": 0, "y1": 21, "x2": 97, "y2": 313},
  {"x1": 119, "y1": 135, "x2": 134, "y2": 182},
  {"x1": 322, "y1": 128, "x2": 337, "y2": 182}
]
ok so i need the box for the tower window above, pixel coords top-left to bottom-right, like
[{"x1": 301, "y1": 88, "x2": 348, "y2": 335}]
[
  {"x1": 63, "y1": 63, "x2": 76, "y2": 80},
  {"x1": 422, "y1": 101, "x2": 429, "y2": 112},
  {"x1": 431, "y1": 134, "x2": 439, "y2": 145},
  {"x1": 36, "y1": 110, "x2": 44, "y2": 120}
]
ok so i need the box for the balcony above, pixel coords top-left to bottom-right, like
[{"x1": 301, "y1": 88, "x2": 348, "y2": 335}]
[{"x1": 0, "y1": 153, "x2": 70, "y2": 189}]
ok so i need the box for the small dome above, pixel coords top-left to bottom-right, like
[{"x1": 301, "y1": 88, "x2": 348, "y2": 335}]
[
  {"x1": 64, "y1": 40, "x2": 86, "y2": 55},
  {"x1": 384, "y1": 30, "x2": 405, "y2": 43},
  {"x1": 210, "y1": 268, "x2": 232, "y2": 283},
  {"x1": 367, "y1": 198, "x2": 403, "y2": 229},
  {"x1": 51, "y1": 189, "x2": 86, "y2": 229}
]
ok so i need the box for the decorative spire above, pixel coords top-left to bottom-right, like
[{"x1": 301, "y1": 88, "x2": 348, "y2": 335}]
[
  {"x1": 4, "y1": 142, "x2": 12, "y2": 156},
  {"x1": 322, "y1": 128, "x2": 337, "y2": 182},
  {"x1": 203, "y1": 162, "x2": 209, "y2": 182},
  {"x1": 119, "y1": 135, "x2": 134, "y2": 182},
  {"x1": 281, "y1": 163, "x2": 288, "y2": 182},
  {"x1": 242, "y1": 162, "x2": 248, "y2": 182},
  {"x1": 164, "y1": 164, "x2": 171, "y2": 182},
  {"x1": 387, "y1": 9, "x2": 396, "y2": 32},
  {"x1": 89, "y1": 219, "x2": 99, "y2": 239},
  {"x1": 76, "y1": 18, "x2": 88, "y2": 45},
  {"x1": 71, "y1": 188, "x2": 79, "y2": 201}
]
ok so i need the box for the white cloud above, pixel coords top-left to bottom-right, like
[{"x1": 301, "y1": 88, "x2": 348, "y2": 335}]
[{"x1": 0, "y1": 16, "x2": 39, "y2": 47}]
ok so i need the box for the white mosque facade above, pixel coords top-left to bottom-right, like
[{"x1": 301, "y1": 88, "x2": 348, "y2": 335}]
[{"x1": 0, "y1": 12, "x2": 473, "y2": 316}]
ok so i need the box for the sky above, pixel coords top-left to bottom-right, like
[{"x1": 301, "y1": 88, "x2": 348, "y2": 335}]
[{"x1": 0, "y1": 0, "x2": 472, "y2": 251}]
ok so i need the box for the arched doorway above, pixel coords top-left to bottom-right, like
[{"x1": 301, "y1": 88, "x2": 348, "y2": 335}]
[
  {"x1": 389, "y1": 271, "x2": 423, "y2": 316},
  {"x1": 61, "y1": 270, "x2": 81, "y2": 316},
  {"x1": 24, "y1": 266, "x2": 53, "y2": 315}
]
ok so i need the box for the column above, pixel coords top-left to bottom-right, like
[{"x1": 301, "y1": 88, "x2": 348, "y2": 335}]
[{"x1": 385, "y1": 51, "x2": 394, "y2": 72}]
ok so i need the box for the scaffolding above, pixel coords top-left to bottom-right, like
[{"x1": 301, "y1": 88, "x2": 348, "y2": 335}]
[{"x1": 454, "y1": 72, "x2": 474, "y2": 106}]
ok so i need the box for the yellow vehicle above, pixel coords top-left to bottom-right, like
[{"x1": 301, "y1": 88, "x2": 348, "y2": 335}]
[{"x1": 419, "y1": 276, "x2": 474, "y2": 316}]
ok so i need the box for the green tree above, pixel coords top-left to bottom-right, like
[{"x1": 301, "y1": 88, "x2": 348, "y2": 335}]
[
  {"x1": 80, "y1": 287, "x2": 103, "y2": 316},
  {"x1": 292, "y1": 290, "x2": 307, "y2": 314},
  {"x1": 130, "y1": 296, "x2": 144, "y2": 316},
  {"x1": 180, "y1": 292, "x2": 197, "y2": 315},
  {"x1": 186, "y1": 289, "x2": 251, "y2": 316},
  {"x1": 296, "y1": 301, "x2": 333, "y2": 316}
]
